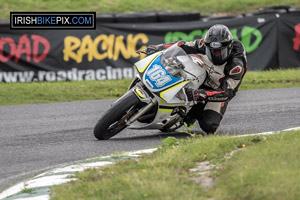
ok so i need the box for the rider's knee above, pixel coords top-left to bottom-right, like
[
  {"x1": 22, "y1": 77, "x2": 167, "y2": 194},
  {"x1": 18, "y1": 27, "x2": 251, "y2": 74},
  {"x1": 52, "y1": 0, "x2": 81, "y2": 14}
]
[
  {"x1": 200, "y1": 119, "x2": 219, "y2": 134},
  {"x1": 199, "y1": 110, "x2": 222, "y2": 134}
]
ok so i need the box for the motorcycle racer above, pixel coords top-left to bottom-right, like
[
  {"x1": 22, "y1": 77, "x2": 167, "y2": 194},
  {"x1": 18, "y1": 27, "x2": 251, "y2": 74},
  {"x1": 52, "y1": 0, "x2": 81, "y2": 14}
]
[{"x1": 143, "y1": 24, "x2": 247, "y2": 134}]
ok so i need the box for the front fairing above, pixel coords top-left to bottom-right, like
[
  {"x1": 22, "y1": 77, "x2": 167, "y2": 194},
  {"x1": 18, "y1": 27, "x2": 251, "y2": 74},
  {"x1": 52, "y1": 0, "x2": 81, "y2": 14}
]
[
  {"x1": 136, "y1": 53, "x2": 186, "y2": 103},
  {"x1": 134, "y1": 45, "x2": 206, "y2": 104}
]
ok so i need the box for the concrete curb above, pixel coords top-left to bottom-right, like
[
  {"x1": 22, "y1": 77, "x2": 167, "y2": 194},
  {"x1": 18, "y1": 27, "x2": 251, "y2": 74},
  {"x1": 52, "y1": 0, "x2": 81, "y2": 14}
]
[{"x1": 0, "y1": 148, "x2": 157, "y2": 200}]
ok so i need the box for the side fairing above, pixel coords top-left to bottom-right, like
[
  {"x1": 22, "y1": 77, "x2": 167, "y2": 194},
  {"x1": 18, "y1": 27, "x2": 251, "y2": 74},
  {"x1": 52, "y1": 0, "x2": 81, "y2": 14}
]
[{"x1": 159, "y1": 81, "x2": 189, "y2": 103}]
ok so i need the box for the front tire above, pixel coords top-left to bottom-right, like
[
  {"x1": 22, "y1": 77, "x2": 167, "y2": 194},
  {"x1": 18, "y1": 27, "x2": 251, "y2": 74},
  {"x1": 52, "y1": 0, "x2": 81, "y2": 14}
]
[{"x1": 94, "y1": 91, "x2": 140, "y2": 140}]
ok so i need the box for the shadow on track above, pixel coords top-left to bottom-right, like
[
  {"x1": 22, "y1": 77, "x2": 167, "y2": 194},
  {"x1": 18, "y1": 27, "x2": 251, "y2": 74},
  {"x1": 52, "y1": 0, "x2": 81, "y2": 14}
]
[{"x1": 108, "y1": 130, "x2": 204, "y2": 141}]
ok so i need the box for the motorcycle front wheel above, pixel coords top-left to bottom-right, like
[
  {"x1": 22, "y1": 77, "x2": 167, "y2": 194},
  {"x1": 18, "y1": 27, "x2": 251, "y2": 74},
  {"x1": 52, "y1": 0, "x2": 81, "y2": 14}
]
[{"x1": 94, "y1": 90, "x2": 140, "y2": 140}]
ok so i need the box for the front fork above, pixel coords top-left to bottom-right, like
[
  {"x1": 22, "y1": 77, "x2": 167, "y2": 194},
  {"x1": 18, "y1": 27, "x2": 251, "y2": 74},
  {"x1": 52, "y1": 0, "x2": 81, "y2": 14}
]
[
  {"x1": 126, "y1": 97, "x2": 157, "y2": 125},
  {"x1": 126, "y1": 78, "x2": 194, "y2": 127},
  {"x1": 126, "y1": 81, "x2": 157, "y2": 126}
]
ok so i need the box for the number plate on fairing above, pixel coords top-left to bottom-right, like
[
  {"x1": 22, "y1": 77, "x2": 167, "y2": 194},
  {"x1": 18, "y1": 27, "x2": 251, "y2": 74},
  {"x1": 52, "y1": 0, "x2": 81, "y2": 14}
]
[{"x1": 143, "y1": 54, "x2": 182, "y2": 92}]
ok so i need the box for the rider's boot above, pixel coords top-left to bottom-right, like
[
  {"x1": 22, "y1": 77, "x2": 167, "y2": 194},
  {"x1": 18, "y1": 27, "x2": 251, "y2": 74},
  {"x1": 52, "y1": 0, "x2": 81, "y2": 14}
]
[{"x1": 183, "y1": 115, "x2": 197, "y2": 131}]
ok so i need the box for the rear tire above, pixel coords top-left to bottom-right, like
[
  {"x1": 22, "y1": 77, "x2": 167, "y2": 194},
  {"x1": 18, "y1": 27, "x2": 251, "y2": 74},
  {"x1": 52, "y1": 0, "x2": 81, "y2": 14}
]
[{"x1": 94, "y1": 91, "x2": 140, "y2": 140}]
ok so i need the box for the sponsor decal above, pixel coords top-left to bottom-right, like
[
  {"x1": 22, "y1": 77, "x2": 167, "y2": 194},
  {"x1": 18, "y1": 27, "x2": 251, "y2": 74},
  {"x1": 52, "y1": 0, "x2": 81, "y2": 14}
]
[
  {"x1": 229, "y1": 66, "x2": 242, "y2": 75},
  {"x1": 293, "y1": 24, "x2": 300, "y2": 51},
  {"x1": 208, "y1": 96, "x2": 228, "y2": 101},
  {"x1": 190, "y1": 54, "x2": 204, "y2": 67},
  {"x1": 147, "y1": 64, "x2": 172, "y2": 87},
  {"x1": 0, "y1": 34, "x2": 50, "y2": 63},
  {"x1": 0, "y1": 66, "x2": 137, "y2": 83},
  {"x1": 63, "y1": 33, "x2": 149, "y2": 63},
  {"x1": 210, "y1": 42, "x2": 222, "y2": 48},
  {"x1": 144, "y1": 55, "x2": 182, "y2": 90}
]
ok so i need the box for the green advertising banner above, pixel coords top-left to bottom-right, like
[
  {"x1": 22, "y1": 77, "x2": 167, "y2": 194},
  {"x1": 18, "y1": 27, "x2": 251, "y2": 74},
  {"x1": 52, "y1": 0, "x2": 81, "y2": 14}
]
[{"x1": 0, "y1": 11, "x2": 299, "y2": 82}]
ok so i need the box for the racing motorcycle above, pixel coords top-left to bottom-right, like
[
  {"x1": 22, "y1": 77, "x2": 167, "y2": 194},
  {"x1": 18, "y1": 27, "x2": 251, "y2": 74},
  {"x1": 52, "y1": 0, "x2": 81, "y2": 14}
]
[{"x1": 94, "y1": 43, "x2": 207, "y2": 140}]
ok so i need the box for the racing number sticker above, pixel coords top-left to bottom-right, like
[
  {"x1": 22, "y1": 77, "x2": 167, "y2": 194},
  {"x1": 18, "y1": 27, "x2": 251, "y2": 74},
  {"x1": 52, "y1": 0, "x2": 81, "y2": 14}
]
[{"x1": 146, "y1": 64, "x2": 171, "y2": 87}]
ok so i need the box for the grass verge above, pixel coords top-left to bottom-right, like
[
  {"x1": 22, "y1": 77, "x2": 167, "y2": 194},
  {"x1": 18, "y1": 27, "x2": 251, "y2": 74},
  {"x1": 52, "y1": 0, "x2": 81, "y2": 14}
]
[
  {"x1": 239, "y1": 68, "x2": 300, "y2": 90},
  {"x1": 1, "y1": 68, "x2": 300, "y2": 106},
  {"x1": 0, "y1": 79, "x2": 132, "y2": 106},
  {"x1": 1, "y1": 0, "x2": 300, "y2": 19},
  {"x1": 210, "y1": 131, "x2": 300, "y2": 200},
  {"x1": 50, "y1": 130, "x2": 300, "y2": 200}
]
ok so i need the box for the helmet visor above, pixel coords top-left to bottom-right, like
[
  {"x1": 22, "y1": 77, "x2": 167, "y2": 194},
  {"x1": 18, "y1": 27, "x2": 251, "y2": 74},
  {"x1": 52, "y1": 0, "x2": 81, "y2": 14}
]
[{"x1": 206, "y1": 47, "x2": 229, "y2": 65}]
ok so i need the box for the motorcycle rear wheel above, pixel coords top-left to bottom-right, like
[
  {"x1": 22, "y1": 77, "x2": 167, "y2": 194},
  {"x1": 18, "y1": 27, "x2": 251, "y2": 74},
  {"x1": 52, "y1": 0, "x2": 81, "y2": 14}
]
[{"x1": 94, "y1": 91, "x2": 140, "y2": 140}]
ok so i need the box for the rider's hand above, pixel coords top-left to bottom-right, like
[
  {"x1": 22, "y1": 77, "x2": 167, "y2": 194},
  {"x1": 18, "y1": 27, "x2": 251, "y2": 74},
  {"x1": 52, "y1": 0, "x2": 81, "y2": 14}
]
[
  {"x1": 185, "y1": 88, "x2": 207, "y2": 102},
  {"x1": 137, "y1": 45, "x2": 159, "y2": 55}
]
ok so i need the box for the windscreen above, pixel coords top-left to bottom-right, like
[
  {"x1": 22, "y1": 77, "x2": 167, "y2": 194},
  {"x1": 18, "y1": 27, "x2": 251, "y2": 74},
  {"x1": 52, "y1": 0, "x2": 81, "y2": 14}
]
[{"x1": 161, "y1": 44, "x2": 200, "y2": 79}]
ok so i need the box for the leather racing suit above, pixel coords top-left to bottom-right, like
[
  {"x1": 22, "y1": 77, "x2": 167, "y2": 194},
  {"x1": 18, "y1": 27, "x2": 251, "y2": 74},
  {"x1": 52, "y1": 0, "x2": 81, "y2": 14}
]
[{"x1": 147, "y1": 39, "x2": 247, "y2": 134}]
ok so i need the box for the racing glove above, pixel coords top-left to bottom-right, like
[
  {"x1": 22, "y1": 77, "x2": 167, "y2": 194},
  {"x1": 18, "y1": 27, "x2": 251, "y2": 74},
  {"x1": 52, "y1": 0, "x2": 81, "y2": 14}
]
[
  {"x1": 185, "y1": 88, "x2": 207, "y2": 102},
  {"x1": 137, "y1": 45, "x2": 162, "y2": 55}
]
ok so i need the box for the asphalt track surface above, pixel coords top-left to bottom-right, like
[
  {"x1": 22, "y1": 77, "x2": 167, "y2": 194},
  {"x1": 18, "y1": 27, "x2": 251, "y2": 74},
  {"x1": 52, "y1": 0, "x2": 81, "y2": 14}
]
[{"x1": 1, "y1": 87, "x2": 300, "y2": 191}]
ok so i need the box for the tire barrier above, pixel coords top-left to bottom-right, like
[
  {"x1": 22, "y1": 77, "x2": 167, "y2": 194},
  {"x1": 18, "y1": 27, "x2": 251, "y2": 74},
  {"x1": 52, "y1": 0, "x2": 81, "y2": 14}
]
[
  {"x1": 97, "y1": 11, "x2": 201, "y2": 23},
  {"x1": 157, "y1": 11, "x2": 201, "y2": 22},
  {"x1": 96, "y1": 13, "x2": 116, "y2": 23},
  {"x1": 115, "y1": 12, "x2": 158, "y2": 23}
]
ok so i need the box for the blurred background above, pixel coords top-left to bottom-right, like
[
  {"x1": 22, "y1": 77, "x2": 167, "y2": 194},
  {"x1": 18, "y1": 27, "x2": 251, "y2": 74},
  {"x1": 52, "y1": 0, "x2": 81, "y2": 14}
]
[{"x1": 0, "y1": 0, "x2": 299, "y2": 104}]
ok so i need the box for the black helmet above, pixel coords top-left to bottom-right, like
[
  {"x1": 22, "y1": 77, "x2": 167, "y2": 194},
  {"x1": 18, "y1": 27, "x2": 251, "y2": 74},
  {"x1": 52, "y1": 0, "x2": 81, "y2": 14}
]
[{"x1": 204, "y1": 24, "x2": 233, "y2": 65}]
